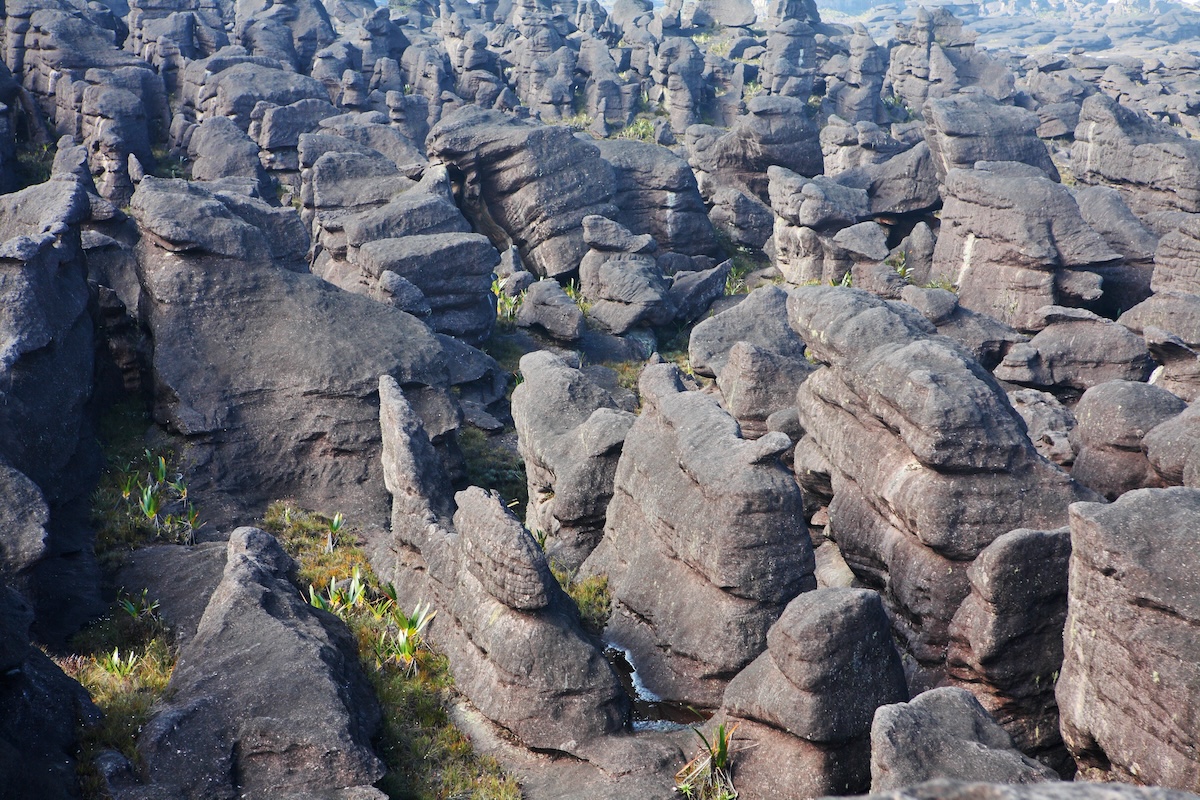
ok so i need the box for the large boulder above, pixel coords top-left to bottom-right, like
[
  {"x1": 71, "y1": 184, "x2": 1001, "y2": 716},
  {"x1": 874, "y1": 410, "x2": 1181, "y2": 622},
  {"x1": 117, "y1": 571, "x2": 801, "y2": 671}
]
[
  {"x1": 128, "y1": 177, "x2": 473, "y2": 529},
  {"x1": 923, "y1": 93, "x2": 1058, "y2": 181},
  {"x1": 1072, "y1": 93, "x2": 1200, "y2": 216},
  {"x1": 791, "y1": 287, "x2": 1092, "y2": 690},
  {"x1": 0, "y1": 176, "x2": 100, "y2": 638},
  {"x1": 428, "y1": 107, "x2": 619, "y2": 279},
  {"x1": 688, "y1": 285, "x2": 809, "y2": 378},
  {"x1": 871, "y1": 688, "x2": 1059, "y2": 791},
  {"x1": 137, "y1": 528, "x2": 384, "y2": 798},
  {"x1": 581, "y1": 363, "x2": 815, "y2": 706},
  {"x1": 719, "y1": 588, "x2": 908, "y2": 799},
  {"x1": 512, "y1": 351, "x2": 636, "y2": 570},
  {"x1": 929, "y1": 163, "x2": 1122, "y2": 330},
  {"x1": 1058, "y1": 488, "x2": 1200, "y2": 789}
]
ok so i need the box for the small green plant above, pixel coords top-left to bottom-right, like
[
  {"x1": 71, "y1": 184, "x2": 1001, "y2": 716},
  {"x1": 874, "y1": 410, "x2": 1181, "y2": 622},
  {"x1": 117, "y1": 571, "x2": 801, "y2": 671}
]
[
  {"x1": 492, "y1": 276, "x2": 526, "y2": 328},
  {"x1": 98, "y1": 647, "x2": 140, "y2": 678},
  {"x1": 832, "y1": 271, "x2": 853, "y2": 288},
  {"x1": 458, "y1": 427, "x2": 528, "y2": 514},
  {"x1": 676, "y1": 722, "x2": 742, "y2": 799},
  {"x1": 262, "y1": 502, "x2": 521, "y2": 799},
  {"x1": 923, "y1": 277, "x2": 957, "y2": 292},
  {"x1": 617, "y1": 117, "x2": 657, "y2": 142},
  {"x1": 325, "y1": 511, "x2": 345, "y2": 553},
  {"x1": 885, "y1": 250, "x2": 910, "y2": 281},
  {"x1": 117, "y1": 588, "x2": 161, "y2": 621},
  {"x1": 149, "y1": 146, "x2": 188, "y2": 180},
  {"x1": 563, "y1": 279, "x2": 591, "y2": 315},
  {"x1": 552, "y1": 568, "x2": 611, "y2": 636},
  {"x1": 14, "y1": 140, "x2": 56, "y2": 188},
  {"x1": 560, "y1": 110, "x2": 593, "y2": 130},
  {"x1": 743, "y1": 80, "x2": 763, "y2": 100}
]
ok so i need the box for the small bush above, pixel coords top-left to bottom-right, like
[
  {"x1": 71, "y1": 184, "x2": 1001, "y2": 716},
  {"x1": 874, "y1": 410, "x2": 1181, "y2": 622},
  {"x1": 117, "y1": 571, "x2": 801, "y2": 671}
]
[
  {"x1": 617, "y1": 117, "x2": 657, "y2": 142},
  {"x1": 458, "y1": 428, "x2": 528, "y2": 514},
  {"x1": 552, "y1": 568, "x2": 611, "y2": 636}
]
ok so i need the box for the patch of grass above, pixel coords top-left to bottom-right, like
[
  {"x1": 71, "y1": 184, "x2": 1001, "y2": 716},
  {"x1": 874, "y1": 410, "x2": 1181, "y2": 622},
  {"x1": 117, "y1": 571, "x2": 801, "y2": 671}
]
[
  {"x1": 91, "y1": 402, "x2": 203, "y2": 568},
  {"x1": 55, "y1": 597, "x2": 176, "y2": 796},
  {"x1": 149, "y1": 146, "x2": 188, "y2": 180},
  {"x1": 923, "y1": 278, "x2": 957, "y2": 292},
  {"x1": 676, "y1": 722, "x2": 742, "y2": 800},
  {"x1": 458, "y1": 428, "x2": 528, "y2": 514},
  {"x1": 715, "y1": 232, "x2": 769, "y2": 296},
  {"x1": 552, "y1": 568, "x2": 611, "y2": 637},
  {"x1": 616, "y1": 117, "x2": 656, "y2": 142},
  {"x1": 743, "y1": 80, "x2": 764, "y2": 100},
  {"x1": 607, "y1": 360, "x2": 643, "y2": 390},
  {"x1": 492, "y1": 277, "x2": 525, "y2": 330},
  {"x1": 563, "y1": 279, "x2": 592, "y2": 316},
  {"x1": 261, "y1": 503, "x2": 522, "y2": 800},
  {"x1": 560, "y1": 111, "x2": 593, "y2": 131},
  {"x1": 14, "y1": 139, "x2": 56, "y2": 188}
]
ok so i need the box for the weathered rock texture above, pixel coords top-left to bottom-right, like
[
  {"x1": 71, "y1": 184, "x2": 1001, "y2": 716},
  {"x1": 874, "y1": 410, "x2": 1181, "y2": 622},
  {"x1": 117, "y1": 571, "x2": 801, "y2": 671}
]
[
  {"x1": 374, "y1": 377, "x2": 629, "y2": 759},
  {"x1": 582, "y1": 363, "x2": 815, "y2": 707},
  {"x1": 1059, "y1": 488, "x2": 1200, "y2": 790},
  {"x1": 719, "y1": 588, "x2": 908, "y2": 799},
  {"x1": 1072, "y1": 93, "x2": 1200, "y2": 216},
  {"x1": 790, "y1": 287, "x2": 1091, "y2": 692},
  {"x1": 871, "y1": 688, "x2": 1059, "y2": 791},
  {"x1": 0, "y1": 175, "x2": 100, "y2": 638},
  {"x1": 929, "y1": 163, "x2": 1122, "y2": 330},
  {"x1": 128, "y1": 177, "x2": 472, "y2": 529},
  {"x1": 428, "y1": 107, "x2": 619, "y2": 278},
  {"x1": 136, "y1": 528, "x2": 384, "y2": 799},
  {"x1": 512, "y1": 351, "x2": 635, "y2": 571}
]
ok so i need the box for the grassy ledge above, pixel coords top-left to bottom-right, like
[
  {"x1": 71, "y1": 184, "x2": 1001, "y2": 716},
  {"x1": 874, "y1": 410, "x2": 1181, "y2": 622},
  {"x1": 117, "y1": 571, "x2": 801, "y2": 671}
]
[{"x1": 261, "y1": 502, "x2": 522, "y2": 800}]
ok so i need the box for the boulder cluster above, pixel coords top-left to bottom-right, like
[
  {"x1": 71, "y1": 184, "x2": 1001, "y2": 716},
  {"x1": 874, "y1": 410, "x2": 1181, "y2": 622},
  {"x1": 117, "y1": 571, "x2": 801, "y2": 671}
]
[{"x1": 2, "y1": 0, "x2": 1200, "y2": 796}]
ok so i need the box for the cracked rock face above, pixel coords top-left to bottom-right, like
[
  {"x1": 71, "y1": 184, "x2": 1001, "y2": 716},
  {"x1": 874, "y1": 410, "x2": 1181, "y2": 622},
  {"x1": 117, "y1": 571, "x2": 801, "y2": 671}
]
[
  {"x1": 1059, "y1": 488, "x2": 1200, "y2": 789},
  {"x1": 582, "y1": 362, "x2": 814, "y2": 707}
]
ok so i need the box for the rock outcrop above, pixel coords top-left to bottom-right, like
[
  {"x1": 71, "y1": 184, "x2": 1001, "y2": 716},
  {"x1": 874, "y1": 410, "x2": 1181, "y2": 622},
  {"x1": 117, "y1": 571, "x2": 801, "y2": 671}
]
[
  {"x1": 1059, "y1": 488, "x2": 1200, "y2": 789},
  {"x1": 582, "y1": 363, "x2": 815, "y2": 706}
]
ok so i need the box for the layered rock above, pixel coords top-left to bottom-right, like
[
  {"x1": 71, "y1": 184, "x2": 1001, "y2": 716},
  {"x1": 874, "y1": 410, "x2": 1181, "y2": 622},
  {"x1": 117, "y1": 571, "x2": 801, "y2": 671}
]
[
  {"x1": 428, "y1": 106, "x2": 618, "y2": 279},
  {"x1": 582, "y1": 363, "x2": 815, "y2": 706},
  {"x1": 993, "y1": 307, "x2": 1153, "y2": 393},
  {"x1": 127, "y1": 177, "x2": 474, "y2": 529},
  {"x1": 578, "y1": 215, "x2": 675, "y2": 335},
  {"x1": 883, "y1": 8, "x2": 1014, "y2": 114},
  {"x1": 1069, "y1": 381, "x2": 1186, "y2": 500},
  {"x1": 947, "y1": 527, "x2": 1074, "y2": 767},
  {"x1": 688, "y1": 284, "x2": 809, "y2": 378},
  {"x1": 512, "y1": 351, "x2": 636, "y2": 570},
  {"x1": 923, "y1": 93, "x2": 1057, "y2": 181},
  {"x1": 0, "y1": 175, "x2": 100, "y2": 637},
  {"x1": 374, "y1": 377, "x2": 629, "y2": 757},
  {"x1": 768, "y1": 165, "x2": 887, "y2": 286},
  {"x1": 1059, "y1": 488, "x2": 1200, "y2": 789},
  {"x1": 716, "y1": 340, "x2": 814, "y2": 440},
  {"x1": 929, "y1": 163, "x2": 1123, "y2": 330},
  {"x1": 1072, "y1": 93, "x2": 1200, "y2": 216},
  {"x1": 719, "y1": 588, "x2": 908, "y2": 799},
  {"x1": 790, "y1": 287, "x2": 1091, "y2": 690},
  {"x1": 595, "y1": 138, "x2": 719, "y2": 259}
]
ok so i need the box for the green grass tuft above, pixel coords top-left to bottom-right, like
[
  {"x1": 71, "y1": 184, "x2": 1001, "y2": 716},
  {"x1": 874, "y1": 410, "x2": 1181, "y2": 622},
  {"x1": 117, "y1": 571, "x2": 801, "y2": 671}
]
[{"x1": 458, "y1": 428, "x2": 528, "y2": 515}]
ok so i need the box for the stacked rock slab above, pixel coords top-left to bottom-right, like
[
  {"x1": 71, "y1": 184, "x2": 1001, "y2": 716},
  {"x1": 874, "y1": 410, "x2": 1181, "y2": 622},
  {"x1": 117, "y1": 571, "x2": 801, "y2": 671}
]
[
  {"x1": 718, "y1": 588, "x2": 909, "y2": 799},
  {"x1": 1068, "y1": 381, "x2": 1186, "y2": 500},
  {"x1": 375, "y1": 377, "x2": 629, "y2": 758},
  {"x1": 929, "y1": 163, "x2": 1123, "y2": 330},
  {"x1": 0, "y1": 175, "x2": 100, "y2": 638},
  {"x1": 857, "y1": 780, "x2": 1200, "y2": 800},
  {"x1": 582, "y1": 363, "x2": 815, "y2": 707},
  {"x1": 947, "y1": 527, "x2": 1074, "y2": 768},
  {"x1": 135, "y1": 528, "x2": 385, "y2": 800},
  {"x1": 1058, "y1": 488, "x2": 1200, "y2": 790},
  {"x1": 1072, "y1": 93, "x2": 1200, "y2": 216},
  {"x1": 922, "y1": 93, "x2": 1058, "y2": 181},
  {"x1": 428, "y1": 106, "x2": 619, "y2": 278},
  {"x1": 512, "y1": 351, "x2": 636, "y2": 571},
  {"x1": 790, "y1": 286, "x2": 1091, "y2": 694}
]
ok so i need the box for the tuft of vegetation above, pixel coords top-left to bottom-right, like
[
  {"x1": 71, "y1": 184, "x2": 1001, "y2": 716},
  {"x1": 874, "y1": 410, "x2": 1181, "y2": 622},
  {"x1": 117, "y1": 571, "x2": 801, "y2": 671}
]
[
  {"x1": 675, "y1": 721, "x2": 743, "y2": 800},
  {"x1": 261, "y1": 503, "x2": 522, "y2": 800},
  {"x1": 923, "y1": 277, "x2": 957, "y2": 292},
  {"x1": 559, "y1": 111, "x2": 593, "y2": 131},
  {"x1": 14, "y1": 139, "x2": 56, "y2": 189},
  {"x1": 715, "y1": 233, "x2": 769, "y2": 296},
  {"x1": 742, "y1": 80, "x2": 764, "y2": 101},
  {"x1": 563, "y1": 279, "x2": 592, "y2": 316},
  {"x1": 617, "y1": 117, "x2": 657, "y2": 142},
  {"x1": 56, "y1": 593, "x2": 176, "y2": 797},
  {"x1": 492, "y1": 277, "x2": 525, "y2": 329},
  {"x1": 551, "y1": 568, "x2": 611, "y2": 637},
  {"x1": 458, "y1": 428, "x2": 528, "y2": 514},
  {"x1": 149, "y1": 146, "x2": 188, "y2": 180}
]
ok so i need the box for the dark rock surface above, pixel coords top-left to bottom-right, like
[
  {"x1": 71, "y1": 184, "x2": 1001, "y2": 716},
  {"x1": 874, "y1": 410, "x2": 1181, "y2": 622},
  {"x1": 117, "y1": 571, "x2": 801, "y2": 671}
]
[
  {"x1": 1059, "y1": 488, "x2": 1200, "y2": 788},
  {"x1": 583, "y1": 363, "x2": 814, "y2": 706},
  {"x1": 136, "y1": 528, "x2": 385, "y2": 799}
]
